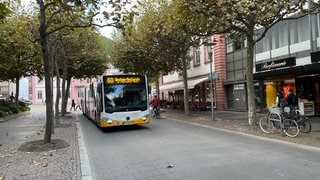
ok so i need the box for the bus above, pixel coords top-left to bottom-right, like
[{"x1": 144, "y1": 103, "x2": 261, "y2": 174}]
[{"x1": 81, "y1": 74, "x2": 151, "y2": 128}]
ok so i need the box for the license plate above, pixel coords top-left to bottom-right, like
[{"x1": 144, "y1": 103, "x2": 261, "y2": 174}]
[{"x1": 123, "y1": 121, "x2": 133, "y2": 125}]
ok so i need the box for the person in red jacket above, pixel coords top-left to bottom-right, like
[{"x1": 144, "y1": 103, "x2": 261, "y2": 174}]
[
  {"x1": 150, "y1": 95, "x2": 160, "y2": 118},
  {"x1": 150, "y1": 95, "x2": 159, "y2": 109}
]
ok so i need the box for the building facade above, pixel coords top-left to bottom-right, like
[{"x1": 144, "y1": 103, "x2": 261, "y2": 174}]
[
  {"x1": 253, "y1": 14, "x2": 320, "y2": 116},
  {"x1": 225, "y1": 13, "x2": 320, "y2": 116},
  {"x1": 159, "y1": 35, "x2": 227, "y2": 111},
  {"x1": 0, "y1": 79, "x2": 28, "y2": 101},
  {"x1": 29, "y1": 76, "x2": 87, "y2": 105},
  {"x1": 161, "y1": 14, "x2": 320, "y2": 116}
]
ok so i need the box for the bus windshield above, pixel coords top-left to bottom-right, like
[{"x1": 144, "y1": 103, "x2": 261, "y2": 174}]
[{"x1": 104, "y1": 84, "x2": 148, "y2": 113}]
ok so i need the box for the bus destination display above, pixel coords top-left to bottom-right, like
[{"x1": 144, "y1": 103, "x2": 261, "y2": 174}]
[{"x1": 105, "y1": 76, "x2": 143, "y2": 84}]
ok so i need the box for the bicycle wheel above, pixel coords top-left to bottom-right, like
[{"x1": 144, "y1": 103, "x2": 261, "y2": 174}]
[
  {"x1": 283, "y1": 119, "x2": 299, "y2": 137},
  {"x1": 259, "y1": 116, "x2": 274, "y2": 134},
  {"x1": 298, "y1": 116, "x2": 312, "y2": 133},
  {"x1": 269, "y1": 112, "x2": 281, "y2": 129}
]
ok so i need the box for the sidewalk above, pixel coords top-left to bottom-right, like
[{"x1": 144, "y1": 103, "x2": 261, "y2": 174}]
[
  {"x1": 161, "y1": 108, "x2": 320, "y2": 148},
  {"x1": 0, "y1": 105, "x2": 319, "y2": 179},
  {"x1": 0, "y1": 105, "x2": 81, "y2": 180},
  {"x1": 162, "y1": 107, "x2": 320, "y2": 129}
]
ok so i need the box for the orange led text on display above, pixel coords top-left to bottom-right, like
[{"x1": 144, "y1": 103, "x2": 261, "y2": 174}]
[{"x1": 106, "y1": 77, "x2": 141, "y2": 84}]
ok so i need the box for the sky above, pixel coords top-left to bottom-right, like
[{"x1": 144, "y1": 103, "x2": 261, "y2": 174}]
[{"x1": 20, "y1": 0, "x2": 118, "y2": 39}]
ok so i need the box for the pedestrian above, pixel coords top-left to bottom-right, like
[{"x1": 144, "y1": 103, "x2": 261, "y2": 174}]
[
  {"x1": 286, "y1": 89, "x2": 297, "y2": 117},
  {"x1": 276, "y1": 89, "x2": 286, "y2": 113},
  {"x1": 70, "y1": 99, "x2": 76, "y2": 111},
  {"x1": 75, "y1": 100, "x2": 81, "y2": 111}
]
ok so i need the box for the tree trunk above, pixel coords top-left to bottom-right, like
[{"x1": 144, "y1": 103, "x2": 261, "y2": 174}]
[
  {"x1": 62, "y1": 77, "x2": 72, "y2": 115},
  {"x1": 246, "y1": 36, "x2": 257, "y2": 126},
  {"x1": 54, "y1": 58, "x2": 61, "y2": 126},
  {"x1": 155, "y1": 77, "x2": 160, "y2": 98},
  {"x1": 65, "y1": 77, "x2": 72, "y2": 108},
  {"x1": 38, "y1": 0, "x2": 53, "y2": 143},
  {"x1": 14, "y1": 76, "x2": 20, "y2": 106},
  {"x1": 182, "y1": 58, "x2": 190, "y2": 115},
  {"x1": 61, "y1": 59, "x2": 68, "y2": 117}
]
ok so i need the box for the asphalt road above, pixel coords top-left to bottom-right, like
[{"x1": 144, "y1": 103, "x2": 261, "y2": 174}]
[{"x1": 77, "y1": 112, "x2": 320, "y2": 180}]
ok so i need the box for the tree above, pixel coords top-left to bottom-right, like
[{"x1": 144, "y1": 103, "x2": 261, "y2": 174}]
[
  {"x1": 184, "y1": 0, "x2": 318, "y2": 125},
  {"x1": 0, "y1": 1, "x2": 11, "y2": 21},
  {"x1": 33, "y1": 0, "x2": 137, "y2": 143},
  {"x1": 111, "y1": 0, "x2": 212, "y2": 115},
  {"x1": 0, "y1": 15, "x2": 42, "y2": 105},
  {"x1": 55, "y1": 28, "x2": 108, "y2": 116}
]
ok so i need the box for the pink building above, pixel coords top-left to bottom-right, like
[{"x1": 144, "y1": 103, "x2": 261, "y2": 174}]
[{"x1": 29, "y1": 76, "x2": 88, "y2": 105}]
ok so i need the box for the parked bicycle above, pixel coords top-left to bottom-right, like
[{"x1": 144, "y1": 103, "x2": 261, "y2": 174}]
[
  {"x1": 279, "y1": 107, "x2": 312, "y2": 133},
  {"x1": 292, "y1": 110, "x2": 312, "y2": 133},
  {"x1": 259, "y1": 106, "x2": 299, "y2": 137}
]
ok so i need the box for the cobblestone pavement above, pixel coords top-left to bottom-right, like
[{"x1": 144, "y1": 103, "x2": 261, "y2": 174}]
[
  {"x1": 0, "y1": 105, "x2": 319, "y2": 180},
  {"x1": 0, "y1": 105, "x2": 81, "y2": 180}
]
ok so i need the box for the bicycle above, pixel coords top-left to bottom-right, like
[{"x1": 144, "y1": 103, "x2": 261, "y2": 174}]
[
  {"x1": 280, "y1": 107, "x2": 312, "y2": 133},
  {"x1": 259, "y1": 106, "x2": 299, "y2": 137},
  {"x1": 292, "y1": 109, "x2": 312, "y2": 133},
  {"x1": 150, "y1": 105, "x2": 160, "y2": 119}
]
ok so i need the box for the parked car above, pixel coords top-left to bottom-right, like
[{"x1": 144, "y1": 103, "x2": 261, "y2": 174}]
[{"x1": 19, "y1": 99, "x2": 32, "y2": 106}]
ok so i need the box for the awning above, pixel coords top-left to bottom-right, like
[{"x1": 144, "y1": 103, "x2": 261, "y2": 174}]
[{"x1": 160, "y1": 77, "x2": 208, "y2": 91}]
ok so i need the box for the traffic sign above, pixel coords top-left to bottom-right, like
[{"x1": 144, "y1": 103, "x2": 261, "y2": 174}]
[{"x1": 208, "y1": 73, "x2": 218, "y2": 79}]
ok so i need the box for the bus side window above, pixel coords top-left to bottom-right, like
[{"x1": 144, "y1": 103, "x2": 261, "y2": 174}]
[
  {"x1": 148, "y1": 85, "x2": 151, "y2": 94},
  {"x1": 97, "y1": 83, "x2": 102, "y2": 93}
]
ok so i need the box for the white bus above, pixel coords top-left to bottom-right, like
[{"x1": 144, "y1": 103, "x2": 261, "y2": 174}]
[{"x1": 81, "y1": 75, "x2": 151, "y2": 128}]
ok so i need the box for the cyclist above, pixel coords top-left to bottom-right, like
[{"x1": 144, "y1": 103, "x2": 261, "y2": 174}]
[{"x1": 150, "y1": 95, "x2": 160, "y2": 117}]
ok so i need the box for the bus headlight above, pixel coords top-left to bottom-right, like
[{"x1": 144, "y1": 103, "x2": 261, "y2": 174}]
[{"x1": 142, "y1": 114, "x2": 150, "y2": 120}]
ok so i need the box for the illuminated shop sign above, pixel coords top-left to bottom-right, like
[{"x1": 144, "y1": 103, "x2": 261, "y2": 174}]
[
  {"x1": 256, "y1": 57, "x2": 295, "y2": 72},
  {"x1": 105, "y1": 76, "x2": 143, "y2": 84}
]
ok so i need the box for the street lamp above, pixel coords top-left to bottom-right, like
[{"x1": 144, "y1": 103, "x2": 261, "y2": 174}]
[{"x1": 205, "y1": 40, "x2": 215, "y2": 121}]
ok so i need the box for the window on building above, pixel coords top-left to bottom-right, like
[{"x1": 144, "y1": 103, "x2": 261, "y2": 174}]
[
  {"x1": 234, "y1": 40, "x2": 242, "y2": 50},
  {"x1": 78, "y1": 90, "x2": 83, "y2": 98},
  {"x1": 270, "y1": 21, "x2": 289, "y2": 49},
  {"x1": 226, "y1": 38, "x2": 247, "y2": 53},
  {"x1": 226, "y1": 41, "x2": 233, "y2": 53},
  {"x1": 37, "y1": 91, "x2": 43, "y2": 99},
  {"x1": 271, "y1": 26, "x2": 280, "y2": 49},
  {"x1": 0, "y1": 86, "x2": 8, "y2": 91},
  {"x1": 290, "y1": 16, "x2": 309, "y2": 44},
  {"x1": 256, "y1": 30, "x2": 270, "y2": 53},
  {"x1": 278, "y1": 21, "x2": 288, "y2": 48},
  {"x1": 194, "y1": 48, "x2": 201, "y2": 65}
]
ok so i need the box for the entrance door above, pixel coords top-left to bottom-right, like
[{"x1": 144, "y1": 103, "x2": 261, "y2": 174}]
[{"x1": 234, "y1": 84, "x2": 247, "y2": 111}]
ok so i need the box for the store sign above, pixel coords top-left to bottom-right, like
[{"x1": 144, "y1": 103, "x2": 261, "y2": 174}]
[{"x1": 256, "y1": 57, "x2": 296, "y2": 72}]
